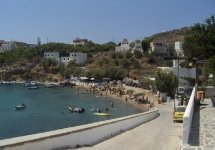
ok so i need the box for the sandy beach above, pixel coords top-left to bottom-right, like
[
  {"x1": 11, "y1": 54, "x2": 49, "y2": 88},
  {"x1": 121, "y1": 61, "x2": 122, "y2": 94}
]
[{"x1": 75, "y1": 81, "x2": 158, "y2": 112}]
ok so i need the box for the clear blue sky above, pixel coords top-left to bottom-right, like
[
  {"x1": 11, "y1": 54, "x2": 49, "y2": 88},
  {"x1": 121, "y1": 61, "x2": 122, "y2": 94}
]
[{"x1": 0, "y1": 0, "x2": 214, "y2": 44}]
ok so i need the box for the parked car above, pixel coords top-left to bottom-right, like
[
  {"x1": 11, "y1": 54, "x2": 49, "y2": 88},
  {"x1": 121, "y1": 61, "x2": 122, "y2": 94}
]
[{"x1": 173, "y1": 106, "x2": 187, "y2": 122}]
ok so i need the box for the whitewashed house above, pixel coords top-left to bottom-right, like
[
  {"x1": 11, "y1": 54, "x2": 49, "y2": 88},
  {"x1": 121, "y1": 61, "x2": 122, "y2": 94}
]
[
  {"x1": 72, "y1": 38, "x2": 88, "y2": 46},
  {"x1": 0, "y1": 40, "x2": 16, "y2": 53},
  {"x1": 60, "y1": 53, "x2": 88, "y2": 65},
  {"x1": 115, "y1": 39, "x2": 130, "y2": 52},
  {"x1": 131, "y1": 40, "x2": 143, "y2": 53},
  {"x1": 172, "y1": 59, "x2": 196, "y2": 89},
  {"x1": 150, "y1": 41, "x2": 170, "y2": 56},
  {"x1": 60, "y1": 57, "x2": 71, "y2": 65},
  {"x1": 69, "y1": 52, "x2": 87, "y2": 64},
  {"x1": 175, "y1": 41, "x2": 184, "y2": 57},
  {"x1": 43, "y1": 52, "x2": 60, "y2": 62}
]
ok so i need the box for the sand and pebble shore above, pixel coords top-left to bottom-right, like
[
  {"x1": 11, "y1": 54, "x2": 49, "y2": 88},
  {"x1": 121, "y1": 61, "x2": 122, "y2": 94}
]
[{"x1": 74, "y1": 81, "x2": 158, "y2": 112}]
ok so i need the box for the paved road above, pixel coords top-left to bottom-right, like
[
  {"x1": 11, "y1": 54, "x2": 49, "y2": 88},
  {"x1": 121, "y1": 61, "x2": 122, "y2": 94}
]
[
  {"x1": 182, "y1": 97, "x2": 215, "y2": 150},
  {"x1": 76, "y1": 101, "x2": 183, "y2": 150}
]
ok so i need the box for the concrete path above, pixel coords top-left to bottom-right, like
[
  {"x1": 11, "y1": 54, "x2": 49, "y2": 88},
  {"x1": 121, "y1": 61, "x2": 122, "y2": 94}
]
[
  {"x1": 76, "y1": 101, "x2": 183, "y2": 150},
  {"x1": 182, "y1": 97, "x2": 215, "y2": 150}
]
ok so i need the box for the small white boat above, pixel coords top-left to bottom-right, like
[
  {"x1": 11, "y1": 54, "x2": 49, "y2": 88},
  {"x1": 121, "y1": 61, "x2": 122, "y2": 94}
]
[
  {"x1": 68, "y1": 106, "x2": 85, "y2": 113},
  {"x1": 93, "y1": 112, "x2": 111, "y2": 116},
  {"x1": 45, "y1": 83, "x2": 56, "y2": 88},
  {"x1": 28, "y1": 86, "x2": 38, "y2": 89},
  {"x1": 15, "y1": 104, "x2": 26, "y2": 110}
]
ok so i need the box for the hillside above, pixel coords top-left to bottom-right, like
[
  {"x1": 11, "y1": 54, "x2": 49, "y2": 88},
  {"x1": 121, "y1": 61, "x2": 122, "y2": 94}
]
[
  {"x1": 150, "y1": 27, "x2": 190, "y2": 43},
  {"x1": 0, "y1": 27, "x2": 191, "y2": 82}
]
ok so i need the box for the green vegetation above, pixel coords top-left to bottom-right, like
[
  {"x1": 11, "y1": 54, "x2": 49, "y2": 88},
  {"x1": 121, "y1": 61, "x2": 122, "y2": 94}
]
[
  {"x1": 203, "y1": 56, "x2": 215, "y2": 82},
  {"x1": 141, "y1": 37, "x2": 151, "y2": 53},
  {"x1": 183, "y1": 15, "x2": 215, "y2": 61},
  {"x1": 40, "y1": 41, "x2": 115, "y2": 54},
  {"x1": 155, "y1": 71, "x2": 178, "y2": 97}
]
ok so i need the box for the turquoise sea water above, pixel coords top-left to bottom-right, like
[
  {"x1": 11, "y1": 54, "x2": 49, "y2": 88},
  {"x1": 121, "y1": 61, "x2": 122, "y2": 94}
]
[{"x1": 0, "y1": 84, "x2": 141, "y2": 140}]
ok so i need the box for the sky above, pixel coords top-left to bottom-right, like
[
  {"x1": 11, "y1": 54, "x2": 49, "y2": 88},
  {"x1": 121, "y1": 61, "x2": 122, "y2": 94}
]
[{"x1": 0, "y1": 0, "x2": 214, "y2": 44}]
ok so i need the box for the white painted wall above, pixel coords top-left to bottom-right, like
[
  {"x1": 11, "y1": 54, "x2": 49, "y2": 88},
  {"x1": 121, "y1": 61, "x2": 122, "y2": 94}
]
[
  {"x1": 115, "y1": 45, "x2": 129, "y2": 52},
  {"x1": 69, "y1": 52, "x2": 87, "y2": 64},
  {"x1": 0, "y1": 110, "x2": 158, "y2": 150},
  {"x1": 60, "y1": 57, "x2": 71, "y2": 65},
  {"x1": 173, "y1": 59, "x2": 185, "y2": 68},
  {"x1": 175, "y1": 41, "x2": 184, "y2": 57},
  {"x1": 182, "y1": 86, "x2": 197, "y2": 146},
  {"x1": 173, "y1": 67, "x2": 196, "y2": 79},
  {"x1": 44, "y1": 52, "x2": 60, "y2": 62}
]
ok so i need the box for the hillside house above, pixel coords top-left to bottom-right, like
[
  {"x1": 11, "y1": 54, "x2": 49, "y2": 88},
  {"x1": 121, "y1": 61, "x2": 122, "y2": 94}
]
[
  {"x1": 175, "y1": 41, "x2": 184, "y2": 57},
  {"x1": 0, "y1": 40, "x2": 16, "y2": 53},
  {"x1": 131, "y1": 40, "x2": 143, "y2": 53},
  {"x1": 44, "y1": 51, "x2": 87, "y2": 65},
  {"x1": 44, "y1": 52, "x2": 60, "y2": 62},
  {"x1": 115, "y1": 39, "x2": 130, "y2": 52},
  {"x1": 72, "y1": 38, "x2": 88, "y2": 46},
  {"x1": 150, "y1": 41, "x2": 170, "y2": 56},
  {"x1": 69, "y1": 52, "x2": 87, "y2": 64}
]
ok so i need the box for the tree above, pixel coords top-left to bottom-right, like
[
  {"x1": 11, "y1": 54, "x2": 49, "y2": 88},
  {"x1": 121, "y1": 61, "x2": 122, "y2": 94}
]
[
  {"x1": 141, "y1": 37, "x2": 151, "y2": 53},
  {"x1": 203, "y1": 56, "x2": 215, "y2": 82},
  {"x1": 155, "y1": 71, "x2": 178, "y2": 97},
  {"x1": 133, "y1": 50, "x2": 142, "y2": 59},
  {"x1": 125, "y1": 51, "x2": 133, "y2": 59},
  {"x1": 183, "y1": 15, "x2": 215, "y2": 61}
]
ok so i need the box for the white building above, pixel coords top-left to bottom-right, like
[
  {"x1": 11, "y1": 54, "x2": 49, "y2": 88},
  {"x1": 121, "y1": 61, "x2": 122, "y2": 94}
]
[
  {"x1": 132, "y1": 40, "x2": 143, "y2": 53},
  {"x1": 72, "y1": 38, "x2": 88, "y2": 46},
  {"x1": 43, "y1": 52, "x2": 60, "y2": 62},
  {"x1": 175, "y1": 41, "x2": 184, "y2": 57},
  {"x1": 69, "y1": 52, "x2": 87, "y2": 64},
  {"x1": 0, "y1": 40, "x2": 16, "y2": 53},
  {"x1": 115, "y1": 39, "x2": 130, "y2": 52},
  {"x1": 172, "y1": 59, "x2": 196, "y2": 89},
  {"x1": 150, "y1": 41, "x2": 170, "y2": 56},
  {"x1": 60, "y1": 57, "x2": 71, "y2": 65},
  {"x1": 173, "y1": 59, "x2": 185, "y2": 68}
]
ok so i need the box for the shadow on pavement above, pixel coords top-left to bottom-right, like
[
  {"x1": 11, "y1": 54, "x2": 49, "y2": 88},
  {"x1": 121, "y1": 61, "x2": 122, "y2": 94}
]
[
  {"x1": 211, "y1": 96, "x2": 215, "y2": 107},
  {"x1": 188, "y1": 102, "x2": 200, "y2": 146}
]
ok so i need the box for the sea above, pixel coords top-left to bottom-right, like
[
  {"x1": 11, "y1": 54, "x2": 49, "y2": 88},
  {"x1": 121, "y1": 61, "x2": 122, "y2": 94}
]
[{"x1": 0, "y1": 84, "x2": 141, "y2": 140}]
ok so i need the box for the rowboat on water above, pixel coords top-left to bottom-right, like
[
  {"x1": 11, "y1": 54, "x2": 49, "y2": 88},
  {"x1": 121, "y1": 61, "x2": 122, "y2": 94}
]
[
  {"x1": 93, "y1": 112, "x2": 111, "y2": 116},
  {"x1": 68, "y1": 106, "x2": 85, "y2": 113},
  {"x1": 15, "y1": 104, "x2": 26, "y2": 110}
]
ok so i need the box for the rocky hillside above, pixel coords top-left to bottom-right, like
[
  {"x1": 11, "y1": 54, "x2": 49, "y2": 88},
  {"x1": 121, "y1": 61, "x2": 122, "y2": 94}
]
[
  {"x1": 0, "y1": 61, "x2": 63, "y2": 82},
  {"x1": 150, "y1": 27, "x2": 190, "y2": 43}
]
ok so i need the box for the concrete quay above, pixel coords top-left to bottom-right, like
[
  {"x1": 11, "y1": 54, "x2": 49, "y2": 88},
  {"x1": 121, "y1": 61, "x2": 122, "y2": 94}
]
[
  {"x1": 182, "y1": 97, "x2": 215, "y2": 150},
  {"x1": 75, "y1": 101, "x2": 183, "y2": 150}
]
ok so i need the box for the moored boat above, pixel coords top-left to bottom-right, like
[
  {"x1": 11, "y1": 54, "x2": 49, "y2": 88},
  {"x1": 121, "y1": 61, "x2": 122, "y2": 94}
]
[
  {"x1": 28, "y1": 86, "x2": 38, "y2": 89},
  {"x1": 45, "y1": 83, "x2": 56, "y2": 88},
  {"x1": 15, "y1": 104, "x2": 26, "y2": 110},
  {"x1": 23, "y1": 81, "x2": 37, "y2": 87},
  {"x1": 68, "y1": 106, "x2": 85, "y2": 113},
  {"x1": 93, "y1": 112, "x2": 111, "y2": 116}
]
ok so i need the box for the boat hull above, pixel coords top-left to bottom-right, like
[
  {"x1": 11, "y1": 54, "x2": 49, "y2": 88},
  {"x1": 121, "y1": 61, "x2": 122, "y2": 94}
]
[{"x1": 93, "y1": 113, "x2": 111, "y2": 116}]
